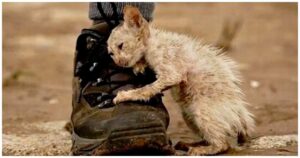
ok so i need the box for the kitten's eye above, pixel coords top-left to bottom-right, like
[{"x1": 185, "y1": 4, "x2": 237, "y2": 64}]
[{"x1": 118, "y1": 43, "x2": 124, "y2": 50}]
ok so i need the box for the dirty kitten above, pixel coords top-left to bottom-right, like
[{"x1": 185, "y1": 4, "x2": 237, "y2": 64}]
[{"x1": 107, "y1": 6, "x2": 255, "y2": 155}]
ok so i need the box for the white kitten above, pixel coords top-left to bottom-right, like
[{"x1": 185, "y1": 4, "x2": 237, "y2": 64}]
[{"x1": 107, "y1": 5, "x2": 255, "y2": 155}]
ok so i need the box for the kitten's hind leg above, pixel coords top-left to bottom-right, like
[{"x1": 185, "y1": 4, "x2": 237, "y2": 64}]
[
  {"x1": 180, "y1": 100, "x2": 230, "y2": 155},
  {"x1": 188, "y1": 143, "x2": 229, "y2": 156}
]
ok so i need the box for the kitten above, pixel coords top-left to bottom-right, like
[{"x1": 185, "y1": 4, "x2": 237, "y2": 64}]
[{"x1": 107, "y1": 5, "x2": 255, "y2": 155}]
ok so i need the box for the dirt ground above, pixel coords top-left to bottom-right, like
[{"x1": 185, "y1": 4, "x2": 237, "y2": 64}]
[{"x1": 2, "y1": 3, "x2": 298, "y2": 155}]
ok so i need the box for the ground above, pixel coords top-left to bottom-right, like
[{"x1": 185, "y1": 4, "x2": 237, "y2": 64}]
[{"x1": 2, "y1": 3, "x2": 298, "y2": 155}]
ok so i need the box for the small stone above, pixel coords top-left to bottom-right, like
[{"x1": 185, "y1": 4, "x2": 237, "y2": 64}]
[
  {"x1": 250, "y1": 80, "x2": 260, "y2": 88},
  {"x1": 48, "y1": 99, "x2": 58, "y2": 105}
]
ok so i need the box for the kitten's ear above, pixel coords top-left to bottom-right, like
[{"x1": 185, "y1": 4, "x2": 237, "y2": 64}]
[{"x1": 123, "y1": 5, "x2": 144, "y2": 28}]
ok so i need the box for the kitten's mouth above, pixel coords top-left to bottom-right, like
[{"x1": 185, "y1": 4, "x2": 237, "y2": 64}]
[
  {"x1": 115, "y1": 58, "x2": 137, "y2": 68},
  {"x1": 116, "y1": 61, "x2": 129, "y2": 67}
]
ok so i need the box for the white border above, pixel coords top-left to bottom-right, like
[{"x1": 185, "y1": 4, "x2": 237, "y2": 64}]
[
  {"x1": 1, "y1": 0, "x2": 299, "y2": 2},
  {"x1": 1, "y1": 1, "x2": 299, "y2": 158}
]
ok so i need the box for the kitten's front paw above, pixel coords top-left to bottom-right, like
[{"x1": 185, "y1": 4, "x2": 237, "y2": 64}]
[
  {"x1": 113, "y1": 90, "x2": 131, "y2": 104},
  {"x1": 133, "y1": 63, "x2": 146, "y2": 75},
  {"x1": 113, "y1": 89, "x2": 152, "y2": 104}
]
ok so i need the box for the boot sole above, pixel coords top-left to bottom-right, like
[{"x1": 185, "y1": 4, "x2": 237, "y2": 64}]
[{"x1": 71, "y1": 123, "x2": 175, "y2": 155}]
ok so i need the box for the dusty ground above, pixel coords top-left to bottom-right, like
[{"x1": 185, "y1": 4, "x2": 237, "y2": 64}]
[{"x1": 2, "y1": 3, "x2": 298, "y2": 155}]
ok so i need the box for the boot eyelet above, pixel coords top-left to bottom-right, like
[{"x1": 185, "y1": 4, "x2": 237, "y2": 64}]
[
  {"x1": 86, "y1": 36, "x2": 97, "y2": 50},
  {"x1": 89, "y1": 62, "x2": 98, "y2": 72}
]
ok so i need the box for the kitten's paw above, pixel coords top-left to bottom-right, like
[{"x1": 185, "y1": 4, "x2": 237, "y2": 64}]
[
  {"x1": 133, "y1": 63, "x2": 146, "y2": 75},
  {"x1": 113, "y1": 90, "x2": 132, "y2": 104},
  {"x1": 187, "y1": 145, "x2": 227, "y2": 156},
  {"x1": 187, "y1": 147, "x2": 207, "y2": 156}
]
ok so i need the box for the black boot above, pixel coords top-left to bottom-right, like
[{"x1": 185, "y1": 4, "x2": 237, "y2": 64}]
[{"x1": 70, "y1": 22, "x2": 175, "y2": 155}]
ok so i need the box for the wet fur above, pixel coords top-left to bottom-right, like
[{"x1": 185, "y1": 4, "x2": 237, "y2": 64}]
[{"x1": 107, "y1": 5, "x2": 255, "y2": 155}]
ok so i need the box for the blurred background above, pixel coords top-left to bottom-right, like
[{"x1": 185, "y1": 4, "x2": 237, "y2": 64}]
[{"x1": 2, "y1": 2, "x2": 298, "y2": 155}]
